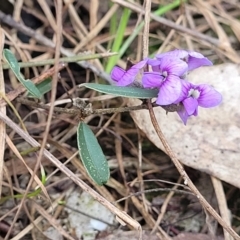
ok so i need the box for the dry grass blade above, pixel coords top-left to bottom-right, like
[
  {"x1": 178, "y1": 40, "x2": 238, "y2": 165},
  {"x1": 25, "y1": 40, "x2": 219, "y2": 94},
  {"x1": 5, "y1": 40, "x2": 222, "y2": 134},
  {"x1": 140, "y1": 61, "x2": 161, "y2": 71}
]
[
  {"x1": 0, "y1": 28, "x2": 6, "y2": 197},
  {"x1": 74, "y1": 4, "x2": 119, "y2": 52},
  {"x1": 32, "y1": 201, "x2": 75, "y2": 240},
  {"x1": 89, "y1": 0, "x2": 99, "y2": 52},
  {"x1": 142, "y1": 0, "x2": 151, "y2": 59},
  {"x1": 37, "y1": 0, "x2": 57, "y2": 31},
  {"x1": 131, "y1": 196, "x2": 171, "y2": 240},
  {"x1": 5, "y1": 135, "x2": 49, "y2": 200},
  {"x1": 10, "y1": 193, "x2": 66, "y2": 240},
  {"x1": 193, "y1": 0, "x2": 240, "y2": 62},
  {"x1": 151, "y1": 177, "x2": 182, "y2": 234},
  {"x1": 218, "y1": 10, "x2": 240, "y2": 42},
  {"x1": 157, "y1": 15, "x2": 184, "y2": 53},
  {"x1": 211, "y1": 176, "x2": 233, "y2": 240}
]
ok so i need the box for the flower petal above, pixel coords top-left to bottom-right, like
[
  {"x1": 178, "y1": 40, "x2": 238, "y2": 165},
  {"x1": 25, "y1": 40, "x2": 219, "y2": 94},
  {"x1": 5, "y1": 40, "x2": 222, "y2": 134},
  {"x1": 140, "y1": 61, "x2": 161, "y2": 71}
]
[
  {"x1": 188, "y1": 52, "x2": 213, "y2": 71},
  {"x1": 125, "y1": 59, "x2": 148, "y2": 79},
  {"x1": 174, "y1": 80, "x2": 192, "y2": 104},
  {"x1": 147, "y1": 59, "x2": 162, "y2": 72},
  {"x1": 142, "y1": 72, "x2": 163, "y2": 88},
  {"x1": 177, "y1": 105, "x2": 189, "y2": 125},
  {"x1": 110, "y1": 66, "x2": 125, "y2": 82},
  {"x1": 197, "y1": 84, "x2": 222, "y2": 108},
  {"x1": 156, "y1": 75, "x2": 182, "y2": 105},
  {"x1": 112, "y1": 59, "x2": 148, "y2": 86},
  {"x1": 131, "y1": 58, "x2": 149, "y2": 70},
  {"x1": 159, "y1": 57, "x2": 188, "y2": 76},
  {"x1": 156, "y1": 49, "x2": 188, "y2": 60},
  {"x1": 147, "y1": 59, "x2": 161, "y2": 66},
  {"x1": 183, "y1": 97, "x2": 198, "y2": 115},
  {"x1": 193, "y1": 108, "x2": 198, "y2": 116},
  {"x1": 116, "y1": 71, "x2": 137, "y2": 86}
]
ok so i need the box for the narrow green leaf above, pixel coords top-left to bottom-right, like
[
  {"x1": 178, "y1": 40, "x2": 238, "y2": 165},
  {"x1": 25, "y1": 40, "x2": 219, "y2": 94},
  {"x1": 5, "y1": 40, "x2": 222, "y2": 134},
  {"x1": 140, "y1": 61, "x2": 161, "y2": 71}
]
[
  {"x1": 27, "y1": 78, "x2": 52, "y2": 97},
  {"x1": 24, "y1": 80, "x2": 42, "y2": 98},
  {"x1": 77, "y1": 122, "x2": 110, "y2": 185},
  {"x1": 80, "y1": 83, "x2": 158, "y2": 99},
  {"x1": 3, "y1": 49, "x2": 21, "y2": 74},
  {"x1": 105, "y1": 8, "x2": 131, "y2": 73},
  {"x1": 3, "y1": 49, "x2": 42, "y2": 98},
  {"x1": 40, "y1": 164, "x2": 47, "y2": 185}
]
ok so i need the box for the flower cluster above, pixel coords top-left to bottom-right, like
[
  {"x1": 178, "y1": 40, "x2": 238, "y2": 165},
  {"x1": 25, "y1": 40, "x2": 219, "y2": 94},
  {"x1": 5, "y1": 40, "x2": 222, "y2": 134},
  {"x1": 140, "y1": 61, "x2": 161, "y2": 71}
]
[{"x1": 110, "y1": 49, "x2": 222, "y2": 124}]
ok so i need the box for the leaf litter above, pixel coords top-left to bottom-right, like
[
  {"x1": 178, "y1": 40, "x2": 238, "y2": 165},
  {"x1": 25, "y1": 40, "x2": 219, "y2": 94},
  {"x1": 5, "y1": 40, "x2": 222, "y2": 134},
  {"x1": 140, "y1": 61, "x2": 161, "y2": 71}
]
[{"x1": 0, "y1": 0, "x2": 240, "y2": 239}]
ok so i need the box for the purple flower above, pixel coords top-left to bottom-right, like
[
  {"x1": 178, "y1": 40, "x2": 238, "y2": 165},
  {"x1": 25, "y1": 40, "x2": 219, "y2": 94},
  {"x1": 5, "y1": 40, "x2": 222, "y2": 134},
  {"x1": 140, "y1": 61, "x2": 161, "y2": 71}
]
[
  {"x1": 176, "y1": 80, "x2": 222, "y2": 124},
  {"x1": 156, "y1": 49, "x2": 213, "y2": 71},
  {"x1": 142, "y1": 57, "x2": 188, "y2": 105},
  {"x1": 110, "y1": 49, "x2": 222, "y2": 125},
  {"x1": 110, "y1": 59, "x2": 148, "y2": 86}
]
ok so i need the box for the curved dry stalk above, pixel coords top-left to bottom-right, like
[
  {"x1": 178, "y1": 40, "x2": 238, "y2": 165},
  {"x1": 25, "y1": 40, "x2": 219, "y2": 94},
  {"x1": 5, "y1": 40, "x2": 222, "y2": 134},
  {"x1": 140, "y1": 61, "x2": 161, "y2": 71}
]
[
  {"x1": 147, "y1": 100, "x2": 240, "y2": 240},
  {"x1": 142, "y1": 0, "x2": 151, "y2": 59},
  {"x1": 0, "y1": 28, "x2": 6, "y2": 198},
  {"x1": 211, "y1": 176, "x2": 233, "y2": 240}
]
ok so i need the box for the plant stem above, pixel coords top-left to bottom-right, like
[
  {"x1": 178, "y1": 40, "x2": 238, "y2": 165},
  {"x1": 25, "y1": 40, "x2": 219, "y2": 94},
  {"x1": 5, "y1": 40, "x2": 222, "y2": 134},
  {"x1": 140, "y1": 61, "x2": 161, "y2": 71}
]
[
  {"x1": 16, "y1": 97, "x2": 152, "y2": 117},
  {"x1": 147, "y1": 100, "x2": 240, "y2": 240},
  {"x1": 2, "y1": 52, "x2": 118, "y2": 69}
]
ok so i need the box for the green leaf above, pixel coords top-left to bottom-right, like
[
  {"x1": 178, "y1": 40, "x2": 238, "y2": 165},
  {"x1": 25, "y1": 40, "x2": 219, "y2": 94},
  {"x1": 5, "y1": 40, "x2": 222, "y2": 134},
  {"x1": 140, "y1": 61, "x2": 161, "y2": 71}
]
[
  {"x1": 23, "y1": 80, "x2": 42, "y2": 99},
  {"x1": 3, "y1": 49, "x2": 21, "y2": 74},
  {"x1": 27, "y1": 78, "x2": 52, "y2": 97},
  {"x1": 77, "y1": 122, "x2": 110, "y2": 185},
  {"x1": 80, "y1": 83, "x2": 158, "y2": 99},
  {"x1": 3, "y1": 49, "x2": 42, "y2": 99}
]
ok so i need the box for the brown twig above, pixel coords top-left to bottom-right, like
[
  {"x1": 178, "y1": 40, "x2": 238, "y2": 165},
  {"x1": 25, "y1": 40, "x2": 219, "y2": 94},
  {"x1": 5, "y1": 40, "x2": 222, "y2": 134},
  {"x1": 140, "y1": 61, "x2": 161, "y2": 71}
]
[
  {"x1": 147, "y1": 100, "x2": 240, "y2": 240},
  {"x1": 15, "y1": 97, "x2": 153, "y2": 117}
]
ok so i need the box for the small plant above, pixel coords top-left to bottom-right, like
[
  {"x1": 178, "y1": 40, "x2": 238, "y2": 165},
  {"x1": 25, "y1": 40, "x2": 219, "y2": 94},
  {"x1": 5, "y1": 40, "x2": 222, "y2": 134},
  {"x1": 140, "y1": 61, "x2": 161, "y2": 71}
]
[
  {"x1": 110, "y1": 49, "x2": 222, "y2": 124},
  {"x1": 3, "y1": 48, "x2": 222, "y2": 186}
]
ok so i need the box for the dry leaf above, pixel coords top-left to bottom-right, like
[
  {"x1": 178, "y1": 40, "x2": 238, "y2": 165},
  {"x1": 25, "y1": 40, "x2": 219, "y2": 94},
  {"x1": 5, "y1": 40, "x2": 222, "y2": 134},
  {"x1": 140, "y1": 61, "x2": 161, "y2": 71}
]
[{"x1": 129, "y1": 63, "x2": 240, "y2": 188}]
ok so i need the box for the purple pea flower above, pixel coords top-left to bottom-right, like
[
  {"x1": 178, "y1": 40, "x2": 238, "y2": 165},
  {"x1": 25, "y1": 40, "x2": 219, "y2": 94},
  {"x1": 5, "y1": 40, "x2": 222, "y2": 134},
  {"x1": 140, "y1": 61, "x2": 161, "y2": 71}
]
[
  {"x1": 110, "y1": 49, "x2": 222, "y2": 125},
  {"x1": 176, "y1": 80, "x2": 222, "y2": 124},
  {"x1": 110, "y1": 59, "x2": 148, "y2": 86},
  {"x1": 142, "y1": 57, "x2": 188, "y2": 105},
  {"x1": 156, "y1": 49, "x2": 213, "y2": 71}
]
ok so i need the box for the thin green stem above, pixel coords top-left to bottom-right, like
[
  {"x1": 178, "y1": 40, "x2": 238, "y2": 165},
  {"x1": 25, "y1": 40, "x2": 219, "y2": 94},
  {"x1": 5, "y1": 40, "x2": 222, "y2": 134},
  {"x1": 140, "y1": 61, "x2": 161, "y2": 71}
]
[
  {"x1": 2, "y1": 52, "x2": 118, "y2": 69},
  {"x1": 107, "y1": 2, "x2": 118, "y2": 50},
  {"x1": 105, "y1": 8, "x2": 131, "y2": 73},
  {"x1": 0, "y1": 188, "x2": 42, "y2": 204}
]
